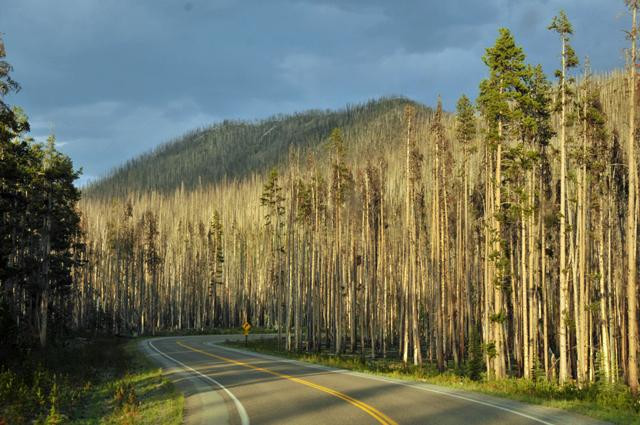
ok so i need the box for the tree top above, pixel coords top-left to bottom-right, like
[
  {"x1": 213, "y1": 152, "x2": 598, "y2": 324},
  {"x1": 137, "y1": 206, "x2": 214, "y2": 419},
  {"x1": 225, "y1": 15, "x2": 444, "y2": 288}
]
[
  {"x1": 482, "y1": 28, "x2": 526, "y2": 76},
  {"x1": 626, "y1": 0, "x2": 640, "y2": 11},
  {"x1": 548, "y1": 10, "x2": 573, "y2": 35}
]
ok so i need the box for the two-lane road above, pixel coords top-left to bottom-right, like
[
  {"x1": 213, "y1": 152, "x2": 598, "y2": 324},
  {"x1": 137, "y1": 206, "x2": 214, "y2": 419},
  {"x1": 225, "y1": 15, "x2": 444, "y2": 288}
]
[{"x1": 141, "y1": 335, "x2": 609, "y2": 425}]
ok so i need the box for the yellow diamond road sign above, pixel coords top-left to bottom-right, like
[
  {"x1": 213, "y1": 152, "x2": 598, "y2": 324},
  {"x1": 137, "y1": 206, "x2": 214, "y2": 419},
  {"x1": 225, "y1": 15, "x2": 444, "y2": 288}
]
[{"x1": 242, "y1": 322, "x2": 251, "y2": 332}]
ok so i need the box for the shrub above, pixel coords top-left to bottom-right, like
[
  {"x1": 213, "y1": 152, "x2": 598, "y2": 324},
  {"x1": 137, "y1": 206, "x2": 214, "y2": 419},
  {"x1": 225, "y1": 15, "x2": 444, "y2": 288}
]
[
  {"x1": 466, "y1": 328, "x2": 484, "y2": 381},
  {"x1": 113, "y1": 378, "x2": 138, "y2": 410}
]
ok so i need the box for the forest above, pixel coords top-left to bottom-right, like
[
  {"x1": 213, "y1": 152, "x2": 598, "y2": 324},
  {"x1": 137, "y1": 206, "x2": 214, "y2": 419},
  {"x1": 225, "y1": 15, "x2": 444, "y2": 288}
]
[
  {"x1": 0, "y1": 40, "x2": 81, "y2": 354},
  {"x1": 1, "y1": 1, "x2": 640, "y2": 415}
]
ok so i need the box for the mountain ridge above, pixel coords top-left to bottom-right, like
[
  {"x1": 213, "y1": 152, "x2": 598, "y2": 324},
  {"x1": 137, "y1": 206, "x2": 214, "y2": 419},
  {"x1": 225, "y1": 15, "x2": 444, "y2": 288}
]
[{"x1": 83, "y1": 96, "x2": 432, "y2": 198}]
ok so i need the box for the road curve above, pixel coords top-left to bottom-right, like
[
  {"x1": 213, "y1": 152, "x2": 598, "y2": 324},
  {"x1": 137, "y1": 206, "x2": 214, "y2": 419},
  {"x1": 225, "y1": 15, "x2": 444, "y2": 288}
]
[{"x1": 141, "y1": 335, "x2": 609, "y2": 425}]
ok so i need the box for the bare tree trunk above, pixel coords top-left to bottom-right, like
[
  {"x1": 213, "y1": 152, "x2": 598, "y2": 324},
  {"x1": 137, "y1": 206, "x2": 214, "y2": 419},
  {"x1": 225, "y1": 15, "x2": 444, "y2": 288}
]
[
  {"x1": 559, "y1": 33, "x2": 569, "y2": 385},
  {"x1": 39, "y1": 195, "x2": 52, "y2": 348},
  {"x1": 627, "y1": 3, "x2": 639, "y2": 396},
  {"x1": 494, "y1": 119, "x2": 506, "y2": 379}
]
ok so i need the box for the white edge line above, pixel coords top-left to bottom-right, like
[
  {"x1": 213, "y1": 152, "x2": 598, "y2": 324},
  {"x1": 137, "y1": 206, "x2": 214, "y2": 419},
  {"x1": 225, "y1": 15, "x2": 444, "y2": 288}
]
[
  {"x1": 147, "y1": 339, "x2": 250, "y2": 425},
  {"x1": 207, "y1": 341, "x2": 555, "y2": 425},
  {"x1": 346, "y1": 373, "x2": 556, "y2": 425}
]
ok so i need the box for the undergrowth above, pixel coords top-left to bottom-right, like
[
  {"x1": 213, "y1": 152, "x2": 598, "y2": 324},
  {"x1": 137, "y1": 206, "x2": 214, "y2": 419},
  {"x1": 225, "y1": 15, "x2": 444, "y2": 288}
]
[{"x1": 0, "y1": 337, "x2": 182, "y2": 424}]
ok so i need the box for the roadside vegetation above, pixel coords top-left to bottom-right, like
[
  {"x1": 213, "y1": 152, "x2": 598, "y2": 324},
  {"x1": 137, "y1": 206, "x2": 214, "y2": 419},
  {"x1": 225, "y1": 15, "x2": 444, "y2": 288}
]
[
  {"x1": 226, "y1": 337, "x2": 640, "y2": 425},
  {"x1": 0, "y1": 337, "x2": 182, "y2": 425}
]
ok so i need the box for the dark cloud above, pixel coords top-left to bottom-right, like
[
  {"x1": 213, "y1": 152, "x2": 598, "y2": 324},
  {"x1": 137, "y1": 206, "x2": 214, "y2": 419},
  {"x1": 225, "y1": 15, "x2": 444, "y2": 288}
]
[{"x1": 0, "y1": 0, "x2": 628, "y2": 186}]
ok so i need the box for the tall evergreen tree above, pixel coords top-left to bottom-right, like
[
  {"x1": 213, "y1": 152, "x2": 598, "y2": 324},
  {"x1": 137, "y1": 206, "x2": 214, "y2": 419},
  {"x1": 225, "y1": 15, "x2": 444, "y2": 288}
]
[
  {"x1": 0, "y1": 36, "x2": 23, "y2": 137},
  {"x1": 477, "y1": 27, "x2": 527, "y2": 379},
  {"x1": 455, "y1": 94, "x2": 476, "y2": 364},
  {"x1": 261, "y1": 169, "x2": 286, "y2": 347},
  {"x1": 549, "y1": 10, "x2": 579, "y2": 385},
  {"x1": 36, "y1": 136, "x2": 82, "y2": 346}
]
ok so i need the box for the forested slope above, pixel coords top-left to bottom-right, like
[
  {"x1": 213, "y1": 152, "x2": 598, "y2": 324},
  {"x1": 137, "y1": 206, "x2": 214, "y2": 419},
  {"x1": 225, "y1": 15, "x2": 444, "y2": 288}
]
[
  {"x1": 57, "y1": 5, "x2": 640, "y2": 407},
  {"x1": 84, "y1": 97, "x2": 429, "y2": 198},
  {"x1": 76, "y1": 64, "x2": 639, "y2": 395}
]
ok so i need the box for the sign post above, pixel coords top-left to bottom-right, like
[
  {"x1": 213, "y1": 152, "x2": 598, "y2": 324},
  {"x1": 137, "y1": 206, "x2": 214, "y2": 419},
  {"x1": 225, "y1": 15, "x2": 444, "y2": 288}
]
[{"x1": 242, "y1": 321, "x2": 251, "y2": 346}]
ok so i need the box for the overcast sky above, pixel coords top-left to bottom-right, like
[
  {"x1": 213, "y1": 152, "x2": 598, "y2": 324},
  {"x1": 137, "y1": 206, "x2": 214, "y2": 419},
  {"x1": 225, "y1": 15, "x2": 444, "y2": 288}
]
[{"x1": 0, "y1": 0, "x2": 629, "y2": 185}]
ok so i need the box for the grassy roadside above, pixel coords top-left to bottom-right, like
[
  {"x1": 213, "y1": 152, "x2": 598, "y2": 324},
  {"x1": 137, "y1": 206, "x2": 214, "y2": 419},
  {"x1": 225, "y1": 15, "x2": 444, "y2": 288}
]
[
  {"x1": 0, "y1": 337, "x2": 182, "y2": 425},
  {"x1": 224, "y1": 337, "x2": 640, "y2": 425},
  {"x1": 68, "y1": 338, "x2": 183, "y2": 425}
]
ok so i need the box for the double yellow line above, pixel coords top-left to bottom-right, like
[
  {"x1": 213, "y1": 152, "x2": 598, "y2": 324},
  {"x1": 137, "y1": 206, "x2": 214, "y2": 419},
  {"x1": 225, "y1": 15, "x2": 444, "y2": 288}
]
[{"x1": 177, "y1": 341, "x2": 398, "y2": 425}]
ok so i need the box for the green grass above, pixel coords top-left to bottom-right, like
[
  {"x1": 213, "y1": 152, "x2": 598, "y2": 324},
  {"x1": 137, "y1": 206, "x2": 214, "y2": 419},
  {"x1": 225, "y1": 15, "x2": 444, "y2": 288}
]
[
  {"x1": 0, "y1": 337, "x2": 182, "y2": 425},
  {"x1": 224, "y1": 337, "x2": 640, "y2": 425},
  {"x1": 68, "y1": 339, "x2": 183, "y2": 425}
]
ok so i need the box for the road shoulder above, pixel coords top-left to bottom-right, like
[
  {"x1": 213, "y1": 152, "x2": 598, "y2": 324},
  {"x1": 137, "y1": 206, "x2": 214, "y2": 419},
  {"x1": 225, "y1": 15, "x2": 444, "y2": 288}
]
[{"x1": 140, "y1": 338, "x2": 232, "y2": 425}]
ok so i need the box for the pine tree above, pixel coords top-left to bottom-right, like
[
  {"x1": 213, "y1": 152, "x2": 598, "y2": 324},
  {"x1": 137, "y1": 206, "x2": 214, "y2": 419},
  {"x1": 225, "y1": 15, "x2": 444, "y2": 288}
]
[
  {"x1": 0, "y1": 36, "x2": 29, "y2": 292},
  {"x1": 261, "y1": 169, "x2": 286, "y2": 347},
  {"x1": 0, "y1": 36, "x2": 23, "y2": 137},
  {"x1": 549, "y1": 10, "x2": 579, "y2": 385},
  {"x1": 579, "y1": 66, "x2": 610, "y2": 383},
  {"x1": 455, "y1": 94, "x2": 476, "y2": 361},
  {"x1": 515, "y1": 64, "x2": 553, "y2": 379},
  {"x1": 478, "y1": 27, "x2": 527, "y2": 379},
  {"x1": 467, "y1": 327, "x2": 484, "y2": 381}
]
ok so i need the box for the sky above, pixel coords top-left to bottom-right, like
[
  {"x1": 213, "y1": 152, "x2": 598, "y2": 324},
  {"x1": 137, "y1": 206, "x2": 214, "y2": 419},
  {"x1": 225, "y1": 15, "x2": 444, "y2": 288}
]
[{"x1": 0, "y1": 0, "x2": 630, "y2": 186}]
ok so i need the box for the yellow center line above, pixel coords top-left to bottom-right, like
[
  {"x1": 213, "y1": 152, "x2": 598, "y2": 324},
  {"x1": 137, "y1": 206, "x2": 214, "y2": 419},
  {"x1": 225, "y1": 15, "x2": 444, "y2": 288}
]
[{"x1": 177, "y1": 341, "x2": 398, "y2": 425}]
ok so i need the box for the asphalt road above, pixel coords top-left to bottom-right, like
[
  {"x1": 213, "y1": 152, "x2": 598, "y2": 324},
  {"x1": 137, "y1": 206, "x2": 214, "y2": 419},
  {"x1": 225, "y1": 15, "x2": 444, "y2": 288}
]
[{"x1": 141, "y1": 335, "x2": 610, "y2": 425}]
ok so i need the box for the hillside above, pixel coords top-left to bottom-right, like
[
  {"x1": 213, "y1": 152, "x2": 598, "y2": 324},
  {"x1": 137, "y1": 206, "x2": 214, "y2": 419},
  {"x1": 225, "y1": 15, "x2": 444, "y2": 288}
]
[{"x1": 84, "y1": 97, "x2": 431, "y2": 198}]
